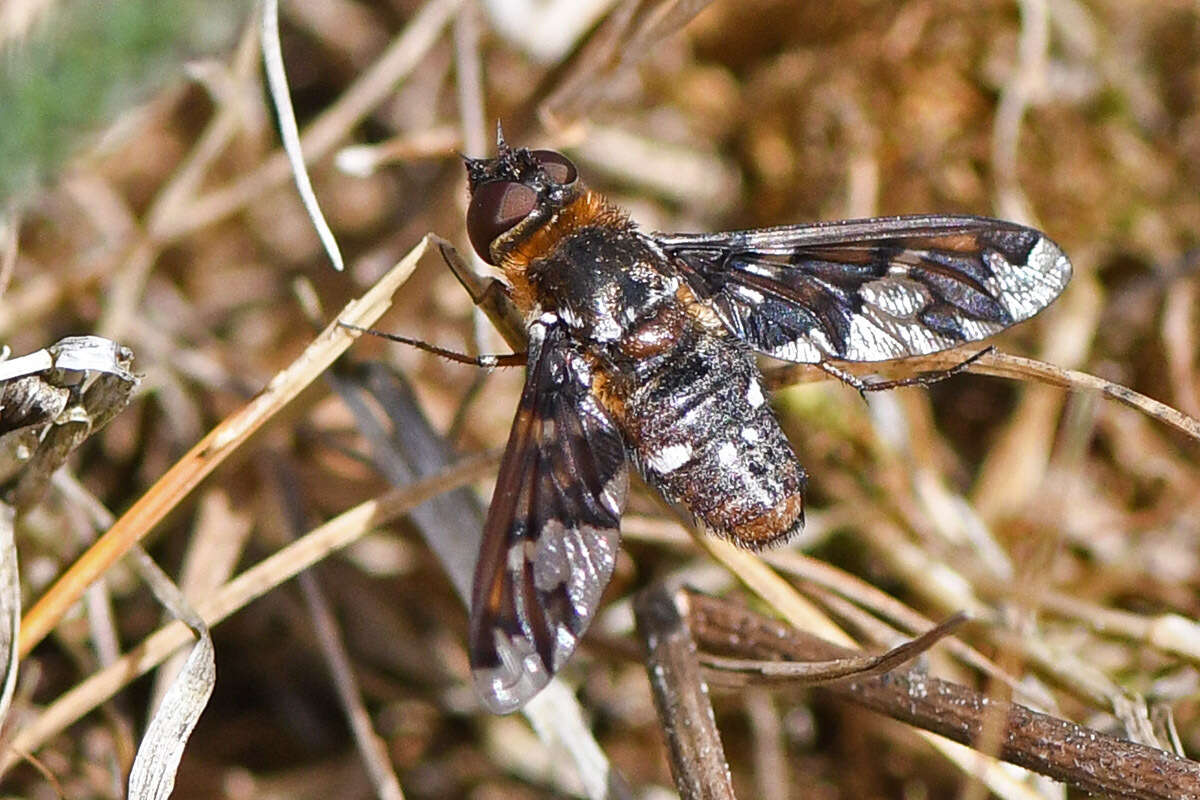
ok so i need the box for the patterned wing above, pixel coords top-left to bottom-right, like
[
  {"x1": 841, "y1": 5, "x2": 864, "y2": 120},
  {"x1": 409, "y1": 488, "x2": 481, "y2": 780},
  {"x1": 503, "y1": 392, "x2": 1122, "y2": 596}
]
[
  {"x1": 654, "y1": 215, "x2": 1072, "y2": 363},
  {"x1": 469, "y1": 319, "x2": 629, "y2": 714}
]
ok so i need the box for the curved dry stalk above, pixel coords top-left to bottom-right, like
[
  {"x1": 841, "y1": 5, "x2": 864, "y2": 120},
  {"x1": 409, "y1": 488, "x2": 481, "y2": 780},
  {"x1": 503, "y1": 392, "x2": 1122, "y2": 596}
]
[
  {"x1": 261, "y1": 0, "x2": 343, "y2": 272},
  {"x1": 701, "y1": 612, "x2": 967, "y2": 687},
  {"x1": 623, "y1": 516, "x2": 1037, "y2": 704},
  {"x1": 764, "y1": 348, "x2": 1200, "y2": 443},
  {"x1": 634, "y1": 583, "x2": 735, "y2": 800}
]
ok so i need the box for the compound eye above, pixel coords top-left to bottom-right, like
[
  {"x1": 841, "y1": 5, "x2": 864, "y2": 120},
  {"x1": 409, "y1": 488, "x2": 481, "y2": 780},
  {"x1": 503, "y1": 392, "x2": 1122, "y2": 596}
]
[
  {"x1": 530, "y1": 149, "x2": 578, "y2": 185},
  {"x1": 467, "y1": 180, "x2": 538, "y2": 264}
]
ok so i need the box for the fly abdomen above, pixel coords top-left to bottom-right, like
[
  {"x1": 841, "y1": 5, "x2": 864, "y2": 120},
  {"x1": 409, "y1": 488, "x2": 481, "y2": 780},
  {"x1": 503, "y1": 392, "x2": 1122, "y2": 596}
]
[{"x1": 616, "y1": 316, "x2": 807, "y2": 549}]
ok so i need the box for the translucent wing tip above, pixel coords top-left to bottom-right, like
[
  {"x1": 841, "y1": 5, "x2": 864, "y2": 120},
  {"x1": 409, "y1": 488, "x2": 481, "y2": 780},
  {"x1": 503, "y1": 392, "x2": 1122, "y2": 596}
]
[
  {"x1": 984, "y1": 227, "x2": 1074, "y2": 324},
  {"x1": 1031, "y1": 231, "x2": 1074, "y2": 293},
  {"x1": 473, "y1": 632, "x2": 552, "y2": 714}
]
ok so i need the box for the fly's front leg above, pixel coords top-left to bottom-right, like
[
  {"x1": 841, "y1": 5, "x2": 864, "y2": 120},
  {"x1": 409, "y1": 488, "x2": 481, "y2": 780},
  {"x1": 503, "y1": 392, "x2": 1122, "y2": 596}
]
[
  {"x1": 337, "y1": 323, "x2": 526, "y2": 367},
  {"x1": 338, "y1": 238, "x2": 530, "y2": 367},
  {"x1": 432, "y1": 235, "x2": 527, "y2": 351}
]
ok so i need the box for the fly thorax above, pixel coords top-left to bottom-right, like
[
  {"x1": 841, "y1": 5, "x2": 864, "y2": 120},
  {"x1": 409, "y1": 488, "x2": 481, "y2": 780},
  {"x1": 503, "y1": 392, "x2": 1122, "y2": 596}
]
[{"x1": 528, "y1": 226, "x2": 680, "y2": 345}]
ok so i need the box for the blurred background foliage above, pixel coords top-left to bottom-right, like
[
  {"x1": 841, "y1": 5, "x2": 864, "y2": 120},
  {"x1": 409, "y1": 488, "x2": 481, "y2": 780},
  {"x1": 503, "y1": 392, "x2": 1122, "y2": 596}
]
[{"x1": 0, "y1": 0, "x2": 246, "y2": 203}]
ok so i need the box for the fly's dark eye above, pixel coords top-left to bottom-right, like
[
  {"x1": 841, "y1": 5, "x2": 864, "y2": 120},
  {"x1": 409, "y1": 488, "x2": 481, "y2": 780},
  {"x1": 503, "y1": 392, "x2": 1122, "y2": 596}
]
[
  {"x1": 467, "y1": 181, "x2": 538, "y2": 264},
  {"x1": 531, "y1": 149, "x2": 577, "y2": 185}
]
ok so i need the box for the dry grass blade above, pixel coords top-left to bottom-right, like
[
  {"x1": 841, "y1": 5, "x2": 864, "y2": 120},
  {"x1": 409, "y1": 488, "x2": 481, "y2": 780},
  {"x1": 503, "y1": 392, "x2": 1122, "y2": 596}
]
[
  {"x1": 0, "y1": 503, "x2": 17, "y2": 727},
  {"x1": 0, "y1": 449, "x2": 495, "y2": 777},
  {"x1": 156, "y1": 0, "x2": 465, "y2": 242},
  {"x1": 150, "y1": 490, "x2": 251, "y2": 711},
  {"x1": 18, "y1": 239, "x2": 429, "y2": 657},
  {"x1": 125, "y1": 548, "x2": 214, "y2": 800},
  {"x1": 127, "y1": 634, "x2": 214, "y2": 800}
]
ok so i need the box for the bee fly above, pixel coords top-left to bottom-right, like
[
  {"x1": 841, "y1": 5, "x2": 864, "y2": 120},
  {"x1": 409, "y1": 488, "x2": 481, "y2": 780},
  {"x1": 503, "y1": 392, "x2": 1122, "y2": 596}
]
[{"x1": 457, "y1": 132, "x2": 1071, "y2": 713}]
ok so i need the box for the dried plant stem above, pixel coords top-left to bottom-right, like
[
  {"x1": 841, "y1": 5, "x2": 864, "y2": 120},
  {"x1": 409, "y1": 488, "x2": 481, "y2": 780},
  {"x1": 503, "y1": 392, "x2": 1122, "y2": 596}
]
[
  {"x1": 765, "y1": 349, "x2": 1200, "y2": 443},
  {"x1": 689, "y1": 592, "x2": 1200, "y2": 800},
  {"x1": 296, "y1": 556, "x2": 405, "y2": 800},
  {"x1": 634, "y1": 584, "x2": 735, "y2": 800},
  {"x1": 18, "y1": 238, "x2": 431, "y2": 657}
]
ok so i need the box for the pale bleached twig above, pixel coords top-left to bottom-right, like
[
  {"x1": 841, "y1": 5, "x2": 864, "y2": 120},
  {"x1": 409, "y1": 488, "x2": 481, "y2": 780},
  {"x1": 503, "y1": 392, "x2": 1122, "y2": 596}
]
[
  {"x1": 261, "y1": 0, "x2": 344, "y2": 271},
  {"x1": 158, "y1": 0, "x2": 466, "y2": 243}
]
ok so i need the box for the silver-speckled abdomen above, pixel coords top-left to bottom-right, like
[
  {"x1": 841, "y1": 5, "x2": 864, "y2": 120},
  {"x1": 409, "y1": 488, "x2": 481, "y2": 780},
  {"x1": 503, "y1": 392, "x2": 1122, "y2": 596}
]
[{"x1": 597, "y1": 297, "x2": 806, "y2": 548}]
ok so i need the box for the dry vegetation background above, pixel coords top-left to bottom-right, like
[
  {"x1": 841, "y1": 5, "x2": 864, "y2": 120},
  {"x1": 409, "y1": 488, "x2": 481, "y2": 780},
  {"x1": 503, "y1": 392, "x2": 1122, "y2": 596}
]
[{"x1": 1, "y1": 0, "x2": 1200, "y2": 797}]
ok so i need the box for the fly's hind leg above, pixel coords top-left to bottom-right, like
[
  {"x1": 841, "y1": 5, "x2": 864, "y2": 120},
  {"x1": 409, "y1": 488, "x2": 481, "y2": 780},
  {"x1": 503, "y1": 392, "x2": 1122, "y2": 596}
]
[{"x1": 817, "y1": 347, "x2": 995, "y2": 400}]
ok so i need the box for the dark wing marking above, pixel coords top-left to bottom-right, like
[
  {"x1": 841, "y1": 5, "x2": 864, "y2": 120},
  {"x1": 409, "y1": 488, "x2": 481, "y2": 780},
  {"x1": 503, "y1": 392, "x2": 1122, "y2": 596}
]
[
  {"x1": 469, "y1": 318, "x2": 629, "y2": 714},
  {"x1": 653, "y1": 215, "x2": 1072, "y2": 363}
]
